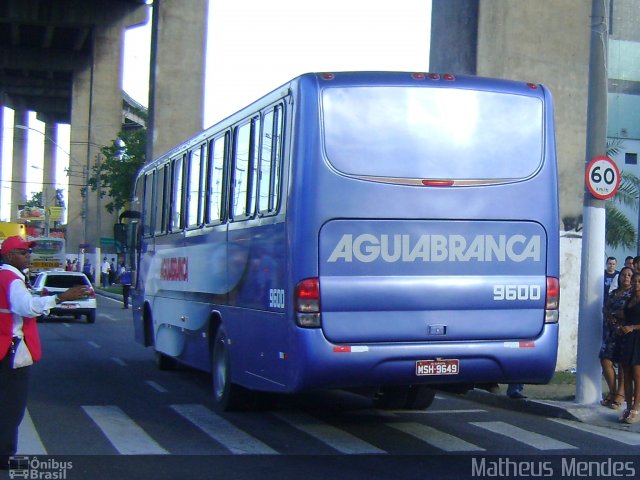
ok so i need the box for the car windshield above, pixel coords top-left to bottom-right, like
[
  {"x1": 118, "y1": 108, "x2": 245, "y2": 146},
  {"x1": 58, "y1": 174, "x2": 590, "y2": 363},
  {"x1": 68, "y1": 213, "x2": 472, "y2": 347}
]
[{"x1": 44, "y1": 275, "x2": 89, "y2": 289}]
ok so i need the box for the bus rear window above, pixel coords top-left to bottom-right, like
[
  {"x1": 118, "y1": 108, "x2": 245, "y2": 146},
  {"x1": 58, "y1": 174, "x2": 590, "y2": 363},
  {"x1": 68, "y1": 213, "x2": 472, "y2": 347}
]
[{"x1": 322, "y1": 87, "x2": 544, "y2": 180}]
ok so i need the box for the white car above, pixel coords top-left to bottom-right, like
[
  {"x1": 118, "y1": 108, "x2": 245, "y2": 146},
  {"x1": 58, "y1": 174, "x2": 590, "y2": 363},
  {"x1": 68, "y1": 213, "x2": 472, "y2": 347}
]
[{"x1": 31, "y1": 271, "x2": 97, "y2": 323}]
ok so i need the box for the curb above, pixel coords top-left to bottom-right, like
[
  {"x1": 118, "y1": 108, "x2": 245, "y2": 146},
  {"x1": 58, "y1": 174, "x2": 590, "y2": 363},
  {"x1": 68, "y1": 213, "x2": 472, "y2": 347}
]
[
  {"x1": 465, "y1": 389, "x2": 581, "y2": 421},
  {"x1": 465, "y1": 389, "x2": 640, "y2": 432},
  {"x1": 95, "y1": 289, "x2": 123, "y2": 302}
]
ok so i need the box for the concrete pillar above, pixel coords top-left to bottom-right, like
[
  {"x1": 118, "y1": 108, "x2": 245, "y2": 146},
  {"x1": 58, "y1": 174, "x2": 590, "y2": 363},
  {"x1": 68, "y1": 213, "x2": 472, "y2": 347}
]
[
  {"x1": 429, "y1": 0, "x2": 478, "y2": 74},
  {"x1": 10, "y1": 110, "x2": 29, "y2": 222},
  {"x1": 476, "y1": 0, "x2": 591, "y2": 223},
  {"x1": 67, "y1": 21, "x2": 126, "y2": 253},
  {"x1": 148, "y1": 0, "x2": 207, "y2": 160},
  {"x1": 43, "y1": 123, "x2": 58, "y2": 220}
]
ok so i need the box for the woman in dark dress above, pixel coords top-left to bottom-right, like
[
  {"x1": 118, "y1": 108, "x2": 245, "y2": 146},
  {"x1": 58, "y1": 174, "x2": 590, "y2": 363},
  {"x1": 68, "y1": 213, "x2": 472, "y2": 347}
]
[
  {"x1": 600, "y1": 266, "x2": 633, "y2": 409},
  {"x1": 618, "y1": 272, "x2": 640, "y2": 424}
]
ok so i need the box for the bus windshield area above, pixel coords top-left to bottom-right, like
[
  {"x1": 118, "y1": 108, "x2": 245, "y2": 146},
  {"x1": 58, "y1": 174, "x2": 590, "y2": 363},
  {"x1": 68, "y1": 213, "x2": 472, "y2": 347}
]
[{"x1": 322, "y1": 86, "x2": 544, "y2": 181}]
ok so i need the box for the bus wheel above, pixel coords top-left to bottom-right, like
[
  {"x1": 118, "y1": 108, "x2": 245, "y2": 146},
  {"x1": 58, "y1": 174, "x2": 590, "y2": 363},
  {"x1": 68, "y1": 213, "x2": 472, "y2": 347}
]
[
  {"x1": 373, "y1": 386, "x2": 409, "y2": 410},
  {"x1": 155, "y1": 351, "x2": 177, "y2": 370},
  {"x1": 403, "y1": 386, "x2": 436, "y2": 410},
  {"x1": 212, "y1": 326, "x2": 245, "y2": 411}
]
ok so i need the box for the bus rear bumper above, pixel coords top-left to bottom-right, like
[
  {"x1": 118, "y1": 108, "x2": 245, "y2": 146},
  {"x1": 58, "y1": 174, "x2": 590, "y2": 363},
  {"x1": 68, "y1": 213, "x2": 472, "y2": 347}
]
[{"x1": 287, "y1": 323, "x2": 559, "y2": 392}]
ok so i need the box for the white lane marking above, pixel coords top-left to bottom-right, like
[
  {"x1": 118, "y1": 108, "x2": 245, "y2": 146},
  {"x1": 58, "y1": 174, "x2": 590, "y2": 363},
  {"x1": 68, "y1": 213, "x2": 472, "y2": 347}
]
[
  {"x1": 549, "y1": 418, "x2": 640, "y2": 445},
  {"x1": 62, "y1": 323, "x2": 71, "y2": 328},
  {"x1": 82, "y1": 405, "x2": 168, "y2": 455},
  {"x1": 471, "y1": 421, "x2": 577, "y2": 450},
  {"x1": 87, "y1": 341, "x2": 100, "y2": 349},
  {"x1": 112, "y1": 357, "x2": 127, "y2": 366},
  {"x1": 390, "y1": 422, "x2": 485, "y2": 452},
  {"x1": 17, "y1": 409, "x2": 47, "y2": 455},
  {"x1": 272, "y1": 411, "x2": 386, "y2": 454},
  {"x1": 145, "y1": 380, "x2": 168, "y2": 393},
  {"x1": 102, "y1": 314, "x2": 119, "y2": 322},
  {"x1": 171, "y1": 404, "x2": 277, "y2": 455}
]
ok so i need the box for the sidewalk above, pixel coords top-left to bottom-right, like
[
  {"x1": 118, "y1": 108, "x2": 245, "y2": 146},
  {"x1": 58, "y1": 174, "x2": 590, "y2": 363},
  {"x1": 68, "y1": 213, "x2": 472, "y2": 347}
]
[{"x1": 465, "y1": 376, "x2": 640, "y2": 433}]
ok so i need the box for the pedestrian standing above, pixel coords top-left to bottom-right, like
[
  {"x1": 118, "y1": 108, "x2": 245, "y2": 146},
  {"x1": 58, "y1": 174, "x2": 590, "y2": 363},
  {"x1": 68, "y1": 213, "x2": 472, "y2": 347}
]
[
  {"x1": 605, "y1": 257, "x2": 619, "y2": 300},
  {"x1": 0, "y1": 236, "x2": 88, "y2": 469},
  {"x1": 109, "y1": 258, "x2": 116, "y2": 285},
  {"x1": 121, "y1": 266, "x2": 132, "y2": 309},
  {"x1": 100, "y1": 257, "x2": 110, "y2": 288}
]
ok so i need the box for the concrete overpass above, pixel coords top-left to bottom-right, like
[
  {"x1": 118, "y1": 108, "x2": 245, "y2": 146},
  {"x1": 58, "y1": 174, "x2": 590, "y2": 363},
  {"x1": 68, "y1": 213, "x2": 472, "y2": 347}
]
[{"x1": 0, "y1": 0, "x2": 207, "y2": 253}]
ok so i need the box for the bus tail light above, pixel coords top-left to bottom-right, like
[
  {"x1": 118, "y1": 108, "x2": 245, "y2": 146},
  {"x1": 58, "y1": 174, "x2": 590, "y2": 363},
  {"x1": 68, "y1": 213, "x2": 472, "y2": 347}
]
[
  {"x1": 545, "y1": 277, "x2": 559, "y2": 323},
  {"x1": 295, "y1": 278, "x2": 321, "y2": 328}
]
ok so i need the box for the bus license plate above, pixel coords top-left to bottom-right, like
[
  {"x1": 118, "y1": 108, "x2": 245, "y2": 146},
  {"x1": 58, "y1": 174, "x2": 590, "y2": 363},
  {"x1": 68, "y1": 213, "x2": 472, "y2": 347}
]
[{"x1": 416, "y1": 359, "x2": 459, "y2": 376}]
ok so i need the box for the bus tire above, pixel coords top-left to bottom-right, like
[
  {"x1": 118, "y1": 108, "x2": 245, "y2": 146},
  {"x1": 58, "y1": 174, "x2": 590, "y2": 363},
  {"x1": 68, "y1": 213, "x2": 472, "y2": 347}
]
[
  {"x1": 212, "y1": 326, "x2": 246, "y2": 411},
  {"x1": 403, "y1": 386, "x2": 436, "y2": 410},
  {"x1": 155, "y1": 351, "x2": 177, "y2": 370}
]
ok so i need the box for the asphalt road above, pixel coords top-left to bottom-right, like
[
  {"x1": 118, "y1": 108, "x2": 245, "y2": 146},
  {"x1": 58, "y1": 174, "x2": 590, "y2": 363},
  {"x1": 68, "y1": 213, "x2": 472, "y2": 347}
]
[{"x1": 2, "y1": 295, "x2": 639, "y2": 480}]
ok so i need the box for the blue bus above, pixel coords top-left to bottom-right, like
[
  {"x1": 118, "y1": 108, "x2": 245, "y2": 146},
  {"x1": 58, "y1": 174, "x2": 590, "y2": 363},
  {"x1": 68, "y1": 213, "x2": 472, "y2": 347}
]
[{"x1": 126, "y1": 72, "x2": 559, "y2": 411}]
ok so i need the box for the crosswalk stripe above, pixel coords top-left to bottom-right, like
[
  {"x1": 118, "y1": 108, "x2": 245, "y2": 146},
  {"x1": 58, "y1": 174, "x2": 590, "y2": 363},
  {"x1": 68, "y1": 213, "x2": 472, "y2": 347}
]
[
  {"x1": 548, "y1": 418, "x2": 640, "y2": 445},
  {"x1": 17, "y1": 409, "x2": 47, "y2": 455},
  {"x1": 82, "y1": 405, "x2": 168, "y2": 455},
  {"x1": 145, "y1": 380, "x2": 168, "y2": 393},
  {"x1": 389, "y1": 422, "x2": 484, "y2": 452},
  {"x1": 112, "y1": 357, "x2": 127, "y2": 367},
  {"x1": 272, "y1": 411, "x2": 386, "y2": 454},
  {"x1": 471, "y1": 421, "x2": 577, "y2": 450},
  {"x1": 171, "y1": 404, "x2": 277, "y2": 455},
  {"x1": 414, "y1": 409, "x2": 487, "y2": 415}
]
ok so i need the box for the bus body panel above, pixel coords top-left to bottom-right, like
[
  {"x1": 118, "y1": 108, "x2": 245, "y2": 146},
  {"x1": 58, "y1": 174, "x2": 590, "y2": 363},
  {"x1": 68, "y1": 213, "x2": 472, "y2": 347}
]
[
  {"x1": 284, "y1": 323, "x2": 558, "y2": 392},
  {"x1": 319, "y1": 219, "x2": 547, "y2": 343}
]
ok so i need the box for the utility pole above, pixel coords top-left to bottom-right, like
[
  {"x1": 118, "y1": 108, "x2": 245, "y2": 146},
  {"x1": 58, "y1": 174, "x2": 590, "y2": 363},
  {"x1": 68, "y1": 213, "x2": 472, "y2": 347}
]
[{"x1": 575, "y1": 0, "x2": 609, "y2": 404}]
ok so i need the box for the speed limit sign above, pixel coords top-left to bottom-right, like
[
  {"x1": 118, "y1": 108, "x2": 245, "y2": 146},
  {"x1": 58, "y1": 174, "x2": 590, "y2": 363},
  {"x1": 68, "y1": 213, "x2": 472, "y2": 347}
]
[{"x1": 585, "y1": 156, "x2": 621, "y2": 200}]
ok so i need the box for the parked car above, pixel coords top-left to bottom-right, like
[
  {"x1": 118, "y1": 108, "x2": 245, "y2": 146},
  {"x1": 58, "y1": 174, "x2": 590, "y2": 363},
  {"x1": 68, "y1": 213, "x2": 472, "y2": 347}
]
[{"x1": 31, "y1": 271, "x2": 97, "y2": 323}]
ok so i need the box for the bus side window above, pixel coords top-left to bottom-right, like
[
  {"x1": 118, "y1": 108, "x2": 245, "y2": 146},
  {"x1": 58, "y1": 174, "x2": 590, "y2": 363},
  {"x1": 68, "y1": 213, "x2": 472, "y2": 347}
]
[
  {"x1": 232, "y1": 122, "x2": 251, "y2": 219},
  {"x1": 171, "y1": 156, "x2": 185, "y2": 231},
  {"x1": 153, "y1": 166, "x2": 164, "y2": 235},
  {"x1": 143, "y1": 172, "x2": 154, "y2": 237},
  {"x1": 187, "y1": 146, "x2": 204, "y2": 228},
  {"x1": 259, "y1": 104, "x2": 284, "y2": 214},
  {"x1": 208, "y1": 135, "x2": 227, "y2": 224},
  {"x1": 231, "y1": 117, "x2": 259, "y2": 220}
]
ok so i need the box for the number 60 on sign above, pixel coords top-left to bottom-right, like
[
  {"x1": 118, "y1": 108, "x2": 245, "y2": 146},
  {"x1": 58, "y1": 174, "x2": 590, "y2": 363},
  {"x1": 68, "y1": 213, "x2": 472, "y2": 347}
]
[{"x1": 585, "y1": 156, "x2": 620, "y2": 200}]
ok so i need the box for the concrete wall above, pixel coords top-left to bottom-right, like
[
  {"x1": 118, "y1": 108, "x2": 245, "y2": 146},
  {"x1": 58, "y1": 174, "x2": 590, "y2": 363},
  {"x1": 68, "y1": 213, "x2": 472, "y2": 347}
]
[{"x1": 558, "y1": 233, "x2": 582, "y2": 371}]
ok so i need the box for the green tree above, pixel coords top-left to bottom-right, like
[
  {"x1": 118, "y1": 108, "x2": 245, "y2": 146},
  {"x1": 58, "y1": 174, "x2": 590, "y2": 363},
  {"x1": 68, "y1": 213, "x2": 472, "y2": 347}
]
[
  {"x1": 25, "y1": 189, "x2": 66, "y2": 208},
  {"x1": 605, "y1": 139, "x2": 640, "y2": 250},
  {"x1": 87, "y1": 128, "x2": 146, "y2": 214}
]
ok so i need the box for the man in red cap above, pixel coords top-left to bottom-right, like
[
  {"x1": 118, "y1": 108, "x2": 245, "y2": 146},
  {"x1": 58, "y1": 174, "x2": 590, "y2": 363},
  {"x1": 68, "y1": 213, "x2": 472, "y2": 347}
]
[{"x1": 0, "y1": 235, "x2": 88, "y2": 469}]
